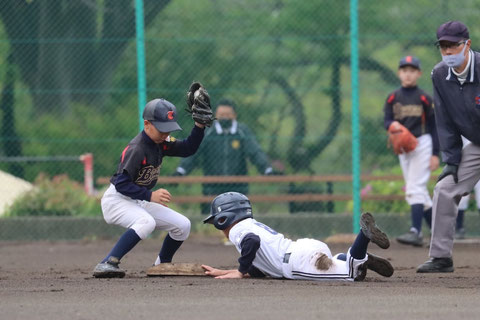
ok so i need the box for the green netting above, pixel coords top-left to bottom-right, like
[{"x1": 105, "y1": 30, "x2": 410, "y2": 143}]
[{"x1": 1, "y1": 0, "x2": 480, "y2": 239}]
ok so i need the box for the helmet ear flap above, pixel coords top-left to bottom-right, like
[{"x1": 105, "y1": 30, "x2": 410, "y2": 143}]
[
  {"x1": 213, "y1": 213, "x2": 230, "y2": 230},
  {"x1": 208, "y1": 192, "x2": 253, "y2": 230}
]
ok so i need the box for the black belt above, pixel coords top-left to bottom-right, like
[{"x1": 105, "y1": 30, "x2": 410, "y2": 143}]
[{"x1": 283, "y1": 252, "x2": 291, "y2": 264}]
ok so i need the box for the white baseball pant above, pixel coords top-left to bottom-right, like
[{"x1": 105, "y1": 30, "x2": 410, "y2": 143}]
[
  {"x1": 398, "y1": 134, "x2": 433, "y2": 208},
  {"x1": 101, "y1": 184, "x2": 190, "y2": 241},
  {"x1": 281, "y1": 238, "x2": 367, "y2": 281}
]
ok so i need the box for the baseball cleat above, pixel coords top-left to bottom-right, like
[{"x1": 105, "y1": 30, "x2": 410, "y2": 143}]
[
  {"x1": 360, "y1": 212, "x2": 390, "y2": 249},
  {"x1": 366, "y1": 253, "x2": 394, "y2": 277},
  {"x1": 354, "y1": 262, "x2": 368, "y2": 281},
  {"x1": 396, "y1": 230, "x2": 423, "y2": 247},
  {"x1": 416, "y1": 257, "x2": 454, "y2": 273},
  {"x1": 93, "y1": 256, "x2": 126, "y2": 278}
]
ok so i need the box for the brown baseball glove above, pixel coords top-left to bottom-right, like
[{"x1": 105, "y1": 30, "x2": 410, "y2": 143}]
[{"x1": 387, "y1": 122, "x2": 418, "y2": 155}]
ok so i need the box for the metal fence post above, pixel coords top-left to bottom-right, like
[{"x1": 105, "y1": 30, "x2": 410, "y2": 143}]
[
  {"x1": 350, "y1": 0, "x2": 361, "y2": 233},
  {"x1": 135, "y1": 0, "x2": 147, "y2": 131}
]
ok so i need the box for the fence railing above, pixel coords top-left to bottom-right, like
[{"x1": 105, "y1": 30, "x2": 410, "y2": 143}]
[{"x1": 96, "y1": 174, "x2": 439, "y2": 203}]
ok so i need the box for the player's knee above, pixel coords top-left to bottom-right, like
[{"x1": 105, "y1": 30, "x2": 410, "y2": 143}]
[
  {"x1": 435, "y1": 179, "x2": 456, "y2": 196},
  {"x1": 132, "y1": 216, "x2": 156, "y2": 239},
  {"x1": 170, "y1": 217, "x2": 191, "y2": 241},
  {"x1": 435, "y1": 181, "x2": 467, "y2": 204}
]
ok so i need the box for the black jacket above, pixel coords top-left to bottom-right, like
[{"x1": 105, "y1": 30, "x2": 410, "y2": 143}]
[{"x1": 431, "y1": 50, "x2": 480, "y2": 165}]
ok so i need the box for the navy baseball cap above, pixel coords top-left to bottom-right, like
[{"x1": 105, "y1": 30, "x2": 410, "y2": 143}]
[
  {"x1": 436, "y1": 21, "x2": 469, "y2": 43},
  {"x1": 143, "y1": 99, "x2": 182, "y2": 133},
  {"x1": 399, "y1": 56, "x2": 421, "y2": 70}
]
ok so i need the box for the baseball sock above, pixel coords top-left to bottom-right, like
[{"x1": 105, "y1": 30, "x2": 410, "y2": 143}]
[
  {"x1": 158, "y1": 234, "x2": 183, "y2": 263},
  {"x1": 423, "y1": 207, "x2": 432, "y2": 229},
  {"x1": 456, "y1": 210, "x2": 465, "y2": 230},
  {"x1": 102, "y1": 228, "x2": 141, "y2": 263},
  {"x1": 350, "y1": 231, "x2": 370, "y2": 259},
  {"x1": 411, "y1": 204, "x2": 424, "y2": 234}
]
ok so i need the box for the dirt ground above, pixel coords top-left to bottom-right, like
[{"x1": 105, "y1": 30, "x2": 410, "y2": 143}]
[{"x1": 1, "y1": 234, "x2": 480, "y2": 320}]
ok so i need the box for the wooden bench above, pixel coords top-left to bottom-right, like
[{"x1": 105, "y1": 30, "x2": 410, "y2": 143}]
[{"x1": 96, "y1": 174, "x2": 439, "y2": 204}]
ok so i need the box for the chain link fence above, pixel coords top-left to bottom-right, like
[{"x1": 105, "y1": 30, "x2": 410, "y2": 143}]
[{"x1": 1, "y1": 0, "x2": 480, "y2": 239}]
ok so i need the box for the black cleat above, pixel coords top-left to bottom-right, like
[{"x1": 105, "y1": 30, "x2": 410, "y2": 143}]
[
  {"x1": 366, "y1": 253, "x2": 394, "y2": 277},
  {"x1": 417, "y1": 257, "x2": 454, "y2": 273},
  {"x1": 360, "y1": 212, "x2": 390, "y2": 249}
]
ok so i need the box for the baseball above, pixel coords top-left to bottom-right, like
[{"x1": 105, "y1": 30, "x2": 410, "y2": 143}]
[{"x1": 194, "y1": 89, "x2": 201, "y2": 99}]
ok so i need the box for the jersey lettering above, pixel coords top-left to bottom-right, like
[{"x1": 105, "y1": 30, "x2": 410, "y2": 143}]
[
  {"x1": 135, "y1": 165, "x2": 160, "y2": 186},
  {"x1": 392, "y1": 103, "x2": 423, "y2": 120}
]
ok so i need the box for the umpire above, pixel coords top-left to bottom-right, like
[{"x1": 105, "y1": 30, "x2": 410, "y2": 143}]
[
  {"x1": 417, "y1": 21, "x2": 480, "y2": 273},
  {"x1": 173, "y1": 99, "x2": 275, "y2": 214}
]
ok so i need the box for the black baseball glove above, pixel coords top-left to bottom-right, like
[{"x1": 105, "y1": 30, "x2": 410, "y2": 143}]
[{"x1": 186, "y1": 82, "x2": 214, "y2": 127}]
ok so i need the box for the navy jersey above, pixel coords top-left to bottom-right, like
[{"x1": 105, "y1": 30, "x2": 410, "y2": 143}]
[
  {"x1": 431, "y1": 50, "x2": 480, "y2": 165},
  {"x1": 110, "y1": 126, "x2": 204, "y2": 201},
  {"x1": 383, "y1": 86, "x2": 440, "y2": 155}
]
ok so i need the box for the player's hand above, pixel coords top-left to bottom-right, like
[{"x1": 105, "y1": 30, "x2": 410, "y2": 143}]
[
  {"x1": 201, "y1": 265, "x2": 230, "y2": 277},
  {"x1": 201, "y1": 265, "x2": 245, "y2": 278},
  {"x1": 151, "y1": 188, "x2": 172, "y2": 206},
  {"x1": 214, "y1": 270, "x2": 245, "y2": 279},
  {"x1": 430, "y1": 155, "x2": 440, "y2": 171},
  {"x1": 437, "y1": 164, "x2": 458, "y2": 183}
]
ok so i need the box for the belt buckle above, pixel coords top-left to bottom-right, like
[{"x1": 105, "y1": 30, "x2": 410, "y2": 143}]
[{"x1": 283, "y1": 252, "x2": 291, "y2": 263}]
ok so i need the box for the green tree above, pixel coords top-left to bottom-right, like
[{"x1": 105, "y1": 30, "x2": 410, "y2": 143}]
[{"x1": 0, "y1": 0, "x2": 171, "y2": 115}]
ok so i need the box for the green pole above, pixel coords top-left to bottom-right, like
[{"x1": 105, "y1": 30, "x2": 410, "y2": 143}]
[
  {"x1": 135, "y1": 0, "x2": 147, "y2": 131},
  {"x1": 350, "y1": 0, "x2": 361, "y2": 233}
]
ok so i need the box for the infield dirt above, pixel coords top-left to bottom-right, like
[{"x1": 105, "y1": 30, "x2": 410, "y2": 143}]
[{"x1": 1, "y1": 234, "x2": 480, "y2": 320}]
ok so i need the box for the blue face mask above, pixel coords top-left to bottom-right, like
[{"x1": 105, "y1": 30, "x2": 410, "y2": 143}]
[{"x1": 442, "y1": 43, "x2": 468, "y2": 68}]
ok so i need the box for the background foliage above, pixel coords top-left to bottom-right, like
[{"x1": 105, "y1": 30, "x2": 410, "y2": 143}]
[
  {"x1": 1, "y1": 0, "x2": 479, "y2": 217},
  {"x1": 5, "y1": 174, "x2": 101, "y2": 217}
]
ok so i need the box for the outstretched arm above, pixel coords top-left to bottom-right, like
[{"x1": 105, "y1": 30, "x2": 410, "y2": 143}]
[
  {"x1": 201, "y1": 265, "x2": 247, "y2": 279},
  {"x1": 163, "y1": 125, "x2": 205, "y2": 157},
  {"x1": 202, "y1": 233, "x2": 261, "y2": 279}
]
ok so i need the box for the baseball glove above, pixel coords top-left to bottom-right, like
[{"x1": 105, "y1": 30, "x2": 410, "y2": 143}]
[
  {"x1": 186, "y1": 82, "x2": 214, "y2": 127},
  {"x1": 387, "y1": 122, "x2": 418, "y2": 154}
]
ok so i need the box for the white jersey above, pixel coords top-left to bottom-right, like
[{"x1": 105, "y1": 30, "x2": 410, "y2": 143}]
[
  {"x1": 229, "y1": 218, "x2": 367, "y2": 281},
  {"x1": 228, "y1": 218, "x2": 292, "y2": 278}
]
